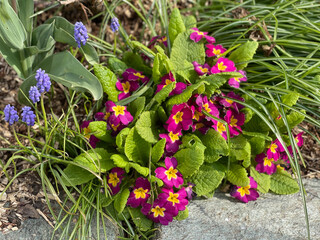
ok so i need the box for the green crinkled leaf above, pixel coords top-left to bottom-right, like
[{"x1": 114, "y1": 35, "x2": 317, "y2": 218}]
[
  {"x1": 124, "y1": 127, "x2": 151, "y2": 164},
  {"x1": 88, "y1": 121, "x2": 113, "y2": 143},
  {"x1": 167, "y1": 81, "x2": 208, "y2": 106},
  {"x1": 128, "y1": 163, "x2": 149, "y2": 177},
  {"x1": 242, "y1": 131, "x2": 272, "y2": 141},
  {"x1": 136, "y1": 111, "x2": 158, "y2": 143},
  {"x1": 116, "y1": 128, "x2": 131, "y2": 153},
  {"x1": 128, "y1": 207, "x2": 153, "y2": 232},
  {"x1": 250, "y1": 166, "x2": 271, "y2": 193},
  {"x1": 111, "y1": 154, "x2": 129, "y2": 168},
  {"x1": 169, "y1": 8, "x2": 186, "y2": 44},
  {"x1": 270, "y1": 169, "x2": 299, "y2": 194},
  {"x1": 174, "y1": 207, "x2": 189, "y2": 221},
  {"x1": 131, "y1": 40, "x2": 156, "y2": 58},
  {"x1": 242, "y1": 108, "x2": 253, "y2": 123},
  {"x1": 152, "y1": 139, "x2": 166, "y2": 163},
  {"x1": 123, "y1": 52, "x2": 152, "y2": 75},
  {"x1": 108, "y1": 57, "x2": 127, "y2": 75},
  {"x1": 170, "y1": 31, "x2": 205, "y2": 71},
  {"x1": 276, "y1": 110, "x2": 305, "y2": 132},
  {"x1": 197, "y1": 129, "x2": 229, "y2": 163},
  {"x1": 154, "y1": 82, "x2": 175, "y2": 104},
  {"x1": 152, "y1": 54, "x2": 162, "y2": 84},
  {"x1": 244, "y1": 114, "x2": 270, "y2": 133},
  {"x1": 62, "y1": 165, "x2": 95, "y2": 186},
  {"x1": 94, "y1": 64, "x2": 119, "y2": 102},
  {"x1": 191, "y1": 163, "x2": 225, "y2": 196},
  {"x1": 174, "y1": 138, "x2": 206, "y2": 177},
  {"x1": 151, "y1": 175, "x2": 164, "y2": 187},
  {"x1": 73, "y1": 148, "x2": 114, "y2": 173},
  {"x1": 176, "y1": 60, "x2": 199, "y2": 83},
  {"x1": 228, "y1": 41, "x2": 259, "y2": 69},
  {"x1": 226, "y1": 164, "x2": 249, "y2": 187},
  {"x1": 249, "y1": 136, "x2": 266, "y2": 155},
  {"x1": 127, "y1": 97, "x2": 145, "y2": 121},
  {"x1": 183, "y1": 15, "x2": 197, "y2": 29},
  {"x1": 230, "y1": 135, "x2": 251, "y2": 168},
  {"x1": 114, "y1": 188, "x2": 130, "y2": 214},
  {"x1": 281, "y1": 92, "x2": 299, "y2": 107}
]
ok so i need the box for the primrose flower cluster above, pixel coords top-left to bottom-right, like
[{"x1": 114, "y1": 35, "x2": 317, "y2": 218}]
[{"x1": 3, "y1": 69, "x2": 51, "y2": 127}]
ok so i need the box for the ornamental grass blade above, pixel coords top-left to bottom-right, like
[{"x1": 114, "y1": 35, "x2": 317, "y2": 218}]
[{"x1": 18, "y1": 51, "x2": 103, "y2": 105}]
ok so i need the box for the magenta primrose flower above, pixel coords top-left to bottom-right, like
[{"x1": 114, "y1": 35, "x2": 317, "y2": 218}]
[
  {"x1": 255, "y1": 153, "x2": 277, "y2": 175},
  {"x1": 159, "y1": 130, "x2": 182, "y2": 154},
  {"x1": 267, "y1": 139, "x2": 285, "y2": 161},
  {"x1": 195, "y1": 95, "x2": 219, "y2": 121},
  {"x1": 116, "y1": 79, "x2": 140, "y2": 100},
  {"x1": 105, "y1": 101, "x2": 133, "y2": 126},
  {"x1": 211, "y1": 58, "x2": 237, "y2": 74},
  {"x1": 158, "y1": 187, "x2": 189, "y2": 212},
  {"x1": 219, "y1": 92, "x2": 245, "y2": 113},
  {"x1": 190, "y1": 28, "x2": 215, "y2": 43},
  {"x1": 185, "y1": 182, "x2": 196, "y2": 200},
  {"x1": 166, "y1": 103, "x2": 194, "y2": 132},
  {"x1": 205, "y1": 44, "x2": 226, "y2": 58},
  {"x1": 107, "y1": 167, "x2": 125, "y2": 195},
  {"x1": 230, "y1": 177, "x2": 259, "y2": 203},
  {"x1": 80, "y1": 120, "x2": 100, "y2": 148},
  {"x1": 155, "y1": 157, "x2": 184, "y2": 188},
  {"x1": 228, "y1": 70, "x2": 247, "y2": 88},
  {"x1": 127, "y1": 177, "x2": 151, "y2": 208},
  {"x1": 122, "y1": 68, "x2": 149, "y2": 84},
  {"x1": 224, "y1": 109, "x2": 245, "y2": 137},
  {"x1": 294, "y1": 132, "x2": 304, "y2": 147},
  {"x1": 141, "y1": 199, "x2": 177, "y2": 225},
  {"x1": 192, "y1": 61, "x2": 211, "y2": 76},
  {"x1": 156, "y1": 72, "x2": 187, "y2": 96}
]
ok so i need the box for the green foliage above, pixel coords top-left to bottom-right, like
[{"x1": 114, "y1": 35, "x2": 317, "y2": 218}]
[
  {"x1": 154, "y1": 82, "x2": 175, "y2": 104},
  {"x1": 116, "y1": 128, "x2": 131, "y2": 153},
  {"x1": 128, "y1": 207, "x2": 153, "y2": 232},
  {"x1": 114, "y1": 189, "x2": 130, "y2": 214},
  {"x1": 127, "y1": 97, "x2": 146, "y2": 121},
  {"x1": 228, "y1": 41, "x2": 259, "y2": 69},
  {"x1": 94, "y1": 64, "x2": 119, "y2": 102},
  {"x1": 250, "y1": 166, "x2": 271, "y2": 193},
  {"x1": 108, "y1": 57, "x2": 128, "y2": 75},
  {"x1": 174, "y1": 207, "x2": 189, "y2": 221},
  {"x1": 168, "y1": 8, "x2": 186, "y2": 44},
  {"x1": 230, "y1": 135, "x2": 251, "y2": 168},
  {"x1": 88, "y1": 121, "x2": 113, "y2": 143},
  {"x1": 123, "y1": 51, "x2": 152, "y2": 75},
  {"x1": 270, "y1": 169, "x2": 299, "y2": 194},
  {"x1": 136, "y1": 111, "x2": 159, "y2": 143},
  {"x1": 151, "y1": 139, "x2": 166, "y2": 163},
  {"x1": 226, "y1": 163, "x2": 250, "y2": 187},
  {"x1": 61, "y1": 165, "x2": 96, "y2": 187}
]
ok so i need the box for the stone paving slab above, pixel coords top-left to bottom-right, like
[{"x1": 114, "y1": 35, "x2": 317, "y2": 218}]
[
  {"x1": 158, "y1": 179, "x2": 320, "y2": 240},
  {"x1": 1, "y1": 179, "x2": 319, "y2": 240}
]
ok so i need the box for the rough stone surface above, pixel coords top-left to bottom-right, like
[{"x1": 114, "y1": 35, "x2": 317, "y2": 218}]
[{"x1": 158, "y1": 179, "x2": 320, "y2": 240}]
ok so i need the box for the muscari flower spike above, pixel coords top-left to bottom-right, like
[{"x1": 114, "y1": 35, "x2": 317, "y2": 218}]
[
  {"x1": 190, "y1": 28, "x2": 215, "y2": 43},
  {"x1": 255, "y1": 152, "x2": 277, "y2": 175},
  {"x1": 29, "y1": 86, "x2": 41, "y2": 104},
  {"x1": 4, "y1": 104, "x2": 19, "y2": 125},
  {"x1": 110, "y1": 17, "x2": 120, "y2": 32},
  {"x1": 21, "y1": 106, "x2": 36, "y2": 126},
  {"x1": 155, "y1": 157, "x2": 184, "y2": 188},
  {"x1": 158, "y1": 187, "x2": 189, "y2": 212},
  {"x1": 107, "y1": 167, "x2": 125, "y2": 195},
  {"x1": 230, "y1": 176, "x2": 259, "y2": 203},
  {"x1": 74, "y1": 22, "x2": 88, "y2": 48},
  {"x1": 127, "y1": 177, "x2": 151, "y2": 208},
  {"x1": 35, "y1": 68, "x2": 51, "y2": 93},
  {"x1": 141, "y1": 198, "x2": 177, "y2": 225}
]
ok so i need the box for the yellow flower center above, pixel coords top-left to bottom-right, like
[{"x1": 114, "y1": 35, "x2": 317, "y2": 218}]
[
  {"x1": 276, "y1": 115, "x2": 282, "y2": 120},
  {"x1": 133, "y1": 72, "x2": 145, "y2": 79},
  {"x1": 83, "y1": 127, "x2": 91, "y2": 139},
  {"x1": 237, "y1": 185, "x2": 250, "y2": 197},
  {"x1": 112, "y1": 105, "x2": 125, "y2": 116},
  {"x1": 230, "y1": 115, "x2": 238, "y2": 127},
  {"x1": 217, "y1": 62, "x2": 227, "y2": 71},
  {"x1": 169, "y1": 131, "x2": 179, "y2": 143},
  {"x1": 203, "y1": 103, "x2": 211, "y2": 113},
  {"x1": 108, "y1": 172, "x2": 120, "y2": 187},
  {"x1": 122, "y1": 81, "x2": 131, "y2": 93},
  {"x1": 193, "y1": 110, "x2": 203, "y2": 121},
  {"x1": 165, "y1": 79, "x2": 173, "y2": 86},
  {"x1": 167, "y1": 192, "x2": 180, "y2": 206},
  {"x1": 165, "y1": 167, "x2": 178, "y2": 180},
  {"x1": 213, "y1": 49, "x2": 221, "y2": 56},
  {"x1": 151, "y1": 205, "x2": 165, "y2": 218},
  {"x1": 226, "y1": 99, "x2": 233, "y2": 104},
  {"x1": 217, "y1": 122, "x2": 226, "y2": 133},
  {"x1": 111, "y1": 123, "x2": 120, "y2": 131},
  {"x1": 277, "y1": 165, "x2": 284, "y2": 171},
  {"x1": 195, "y1": 123, "x2": 205, "y2": 129},
  {"x1": 263, "y1": 157, "x2": 274, "y2": 167},
  {"x1": 198, "y1": 31, "x2": 204, "y2": 35},
  {"x1": 134, "y1": 187, "x2": 148, "y2": 199},
  {"x1": 104, "y1": 112, "x2": 110, "y2": 121},
  {"x1": 269, "y1": 143, "x2": 278, "y2": 153},
  {"x1": 199, "y1": 67, "x2": 208, "y2": 73},
  {"x1": 234, "y1": 77, "x2": 240, "y2": 82},
  {"x1": 173, "y1": 111, "x2": 183, "y2": 124}
]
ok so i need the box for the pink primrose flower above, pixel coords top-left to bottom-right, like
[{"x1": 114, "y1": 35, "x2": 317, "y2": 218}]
[
  {"x1": 294, "y1": 132, "x2": 304, "y2": 147},
  {"x1": 266, "y1": 139, "x2": 285, "y2": 161},
  {"x1": 141, "y1": 199, "x2": 177, "y2": 225},
  {"x1": 224, "y1": 109, "x2": 245, "y2": 137},
  {"x1": 156, "y1": 72, "x2": 187, "y2": 96},
  {"x1": 127, "y1": 177, "x2": 151, "y2": 208},
  {"x1": 159, "y1": 130, "x2": 182, "y2": 154},
  {"x1": 211, "y1": 58, "x2": 237, "y2": 74},
  {"x1": 190, "y1": 28, "x2": 216, "y2": 43},
  {"x1": 213, "y1": 120, "x2": 228, "y2": 140},
  {"x1": 205, "y1": 44, "x2": 226, "y2": 57},
  {"x1": 228, "y1": 70, "x2": 247, "y2": 88},
  {"x1": 230, "y1": 177, "x2": 259, "y2": 203},
  {"x1": 185, "y1": 182, "x2": 196, "y2": 200},
  {"x1": 155, "y1": 157, "x2": 184, "y2": 188},
  {"x1": 122, "y1": 68, "x2": 149, "y2": 83},
  {"x1": 107, "y1": 168, "x2": 125, "y2": 195},
  {"x1": 105, "y1": 101, "x2": 133, "y2": 126},
  {"x1": 116, "y1": 79, "x2": 140, "y2": 100},
  {"x1": 94, "y1": 112, "x2": 108, "y2": 121},
  {"x1": 255, "y1": 153, "x2": 277, "y2": 175},
  {"x1": 158, "y1": 187, "x2": 189, "y2": 212},
  {"x1": 166, "y1": 103, "x2": 194, "y2": 132},
  {"x1": 219, "y1": 92, "x2": 245, "y2": 113},
  {"x1": 80, "y1": 120, "x2": 100, "y2": 148},
  {"x1": 195, "y1": 95, "x2": 220, "y2": 121},
  {"x1": 192, "y1": 61, "x2": 211, "y2": 76}
]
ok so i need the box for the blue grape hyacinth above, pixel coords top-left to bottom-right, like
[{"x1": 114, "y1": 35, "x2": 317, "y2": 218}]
[
  {"x1": 21, "y1": 106, "x2": 36, "y2": 126},
  {"x1": 35, "y1": 68, "x2": 51, "y2": 93},
  {"x1": 74, "y1": 22, "x2": 88, "y2": 48},
  {"x1": 4, "y1": 104, "x2": 19, "y2": 125},
  {"x1": 29, "y1": 86, "x2": 41, "y2": 103},
  {"x1": 110, "y1": 17, "x2": 120, "y2": 32}
]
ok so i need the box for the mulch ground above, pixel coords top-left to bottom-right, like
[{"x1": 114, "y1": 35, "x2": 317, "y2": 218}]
[{"x1": 1, "y1": 0, "x2": 320, "y2": 235}]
